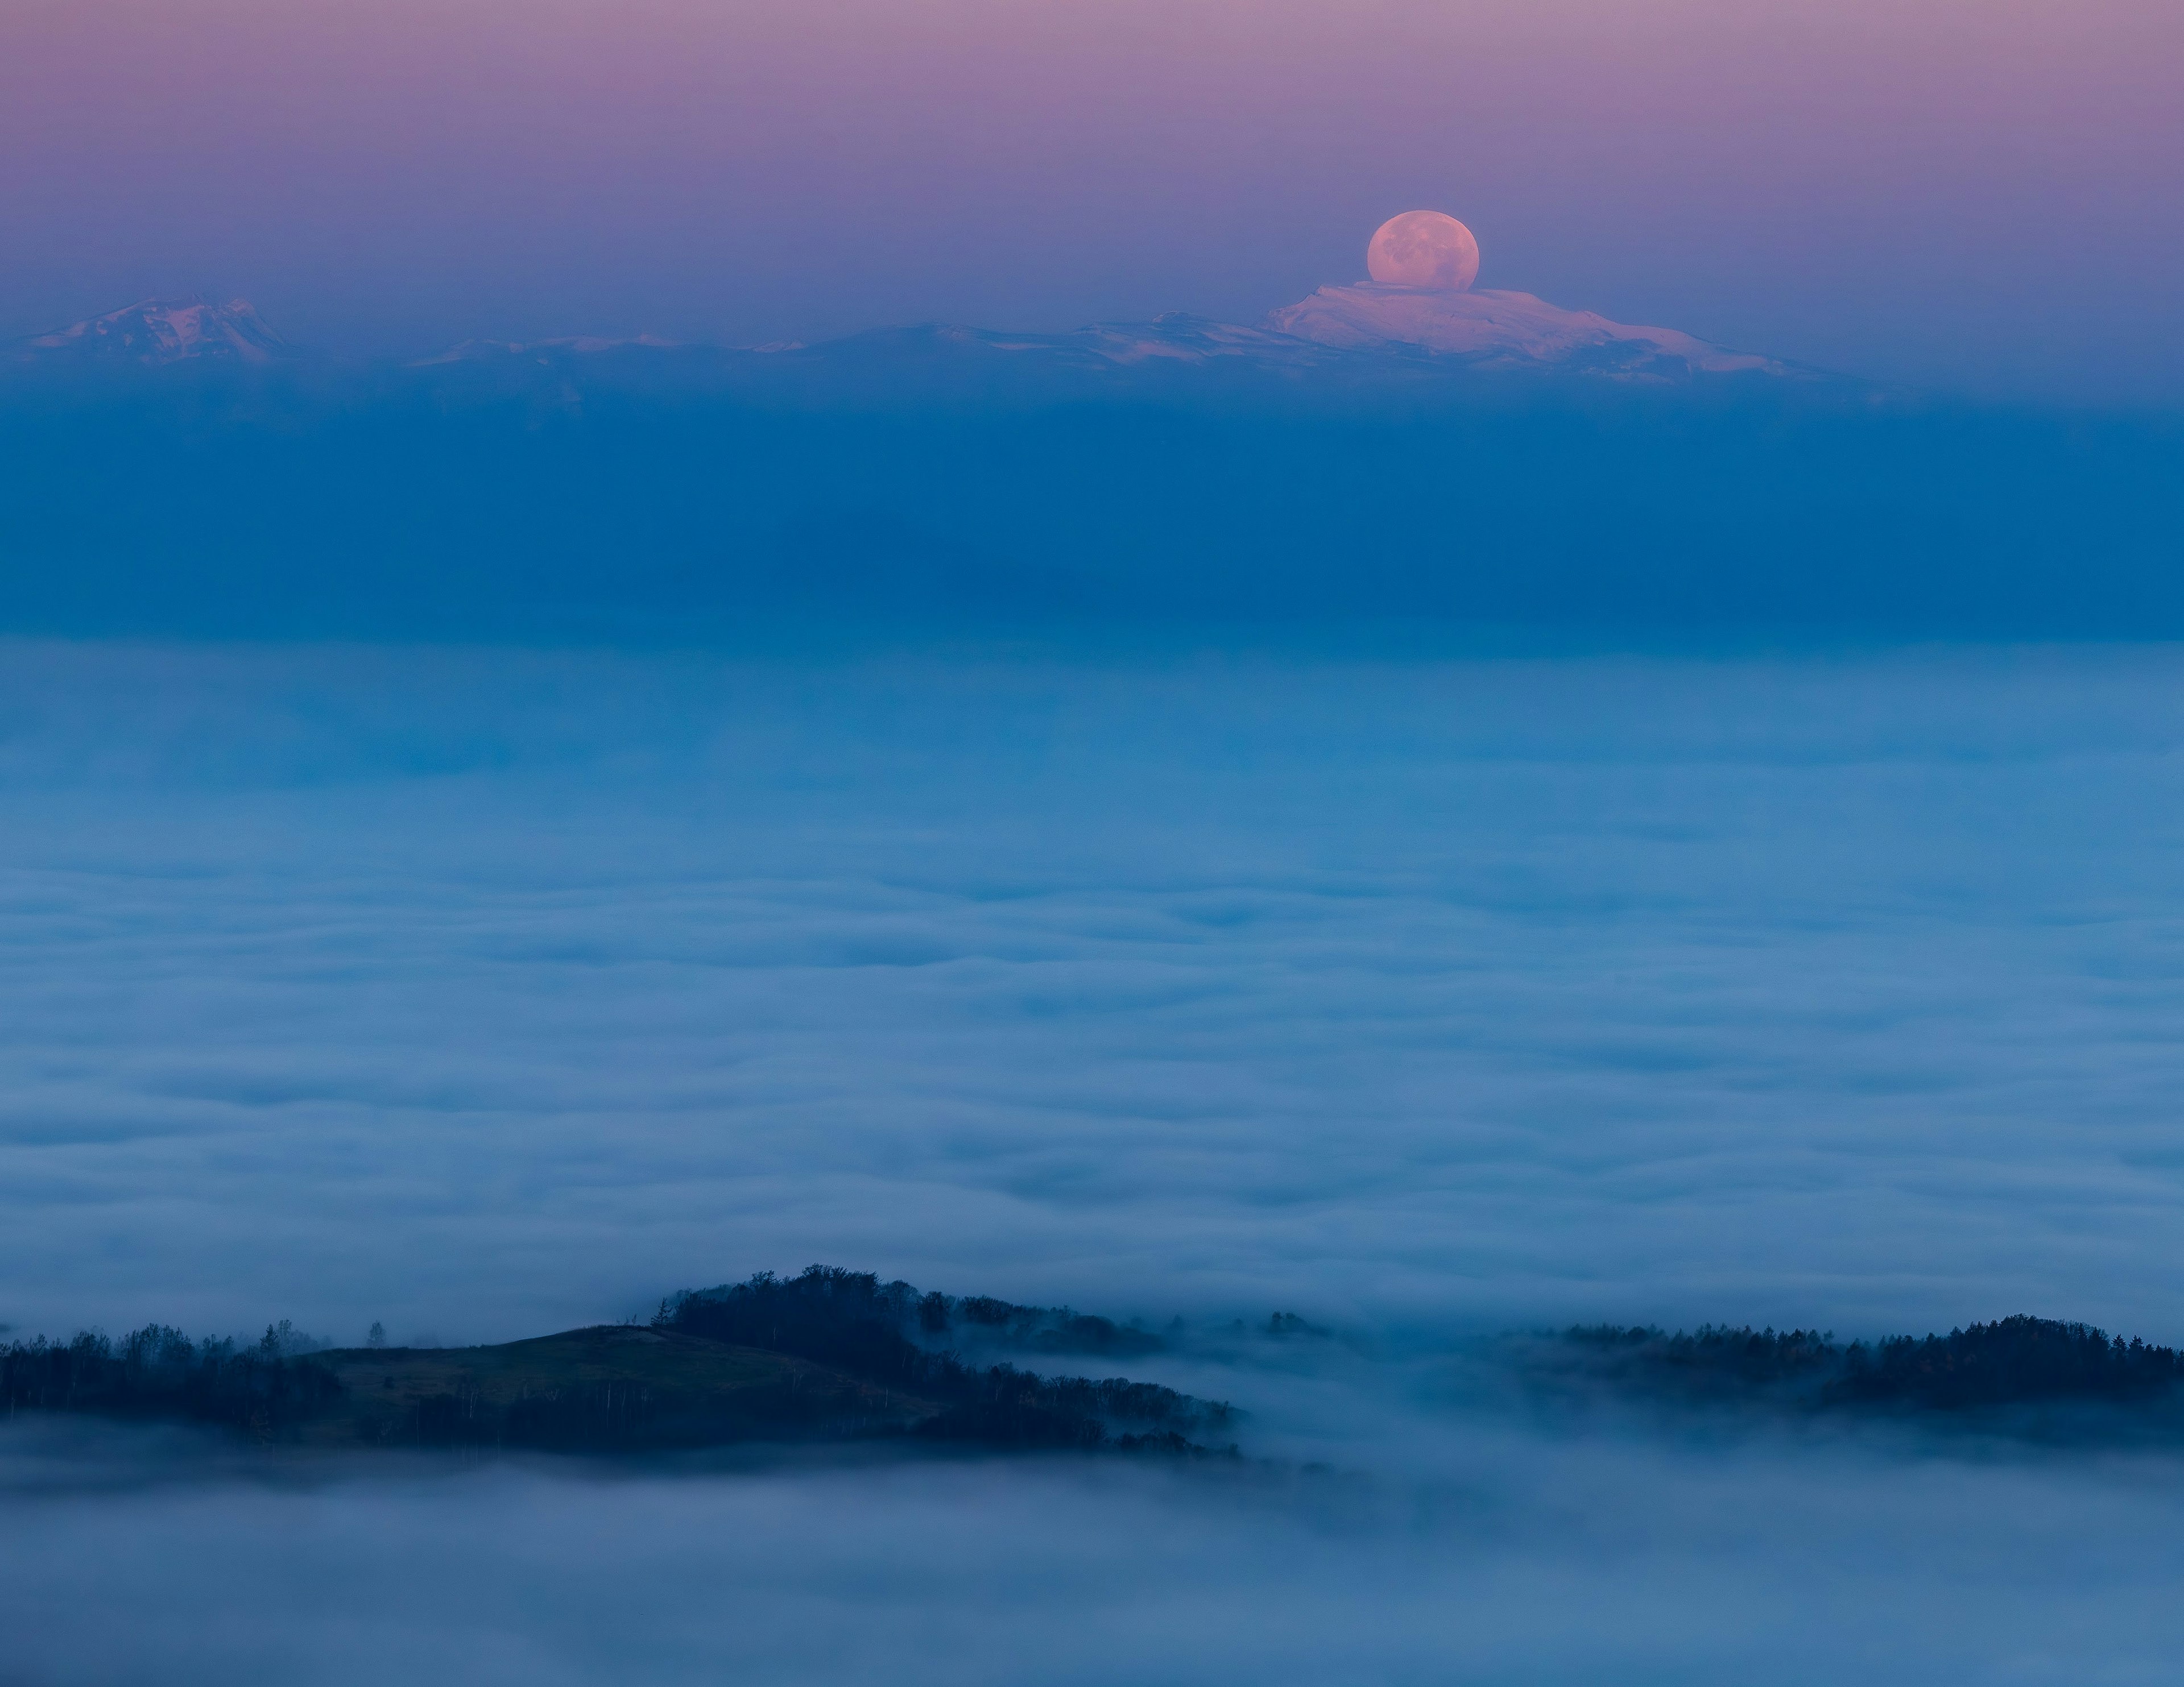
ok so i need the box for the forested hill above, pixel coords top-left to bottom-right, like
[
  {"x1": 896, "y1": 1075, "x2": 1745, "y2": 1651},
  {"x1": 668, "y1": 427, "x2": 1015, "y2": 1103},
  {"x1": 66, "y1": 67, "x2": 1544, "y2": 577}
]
[
  {"x1": 16, "y1": 1284, "x2": 2179, "y2": 1458},
  {"x1": 1536, "y1": 1316, "x2": 2184, "y2": 1433},
  {"x1": 655, "y1": 1265, "x2": 1165, "y2": 1363},
  {"x1": 650, "y1": 1266, "x2": 1218, "y2": 1451},
  {"x1": 0, "y1": 1267, "x2": 1231, "y2": 1457}
]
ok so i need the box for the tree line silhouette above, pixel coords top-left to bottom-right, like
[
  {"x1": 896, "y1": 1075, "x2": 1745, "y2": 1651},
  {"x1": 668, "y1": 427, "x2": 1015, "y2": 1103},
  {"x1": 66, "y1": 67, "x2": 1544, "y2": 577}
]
[
  {"x1": 2, "y1": 1323, "x2": 340, "y2": 1439},
  {"x1": 1558, "y1": 1315, "x2": 2184, "y2": 1420},
  {"x1": 21, "y1": 1292, "x2": 2181, "y2": 1454}
]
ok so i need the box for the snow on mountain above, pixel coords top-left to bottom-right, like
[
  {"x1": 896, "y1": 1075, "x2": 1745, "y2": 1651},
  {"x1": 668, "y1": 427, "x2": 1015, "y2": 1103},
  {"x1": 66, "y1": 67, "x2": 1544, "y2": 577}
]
[
  {"x1": 776, "y1": 316, "x2": 1346, "y2": 372},
  {"x1": 843, "y1": 299, "x2": 1805, "y2": 383},
  {"x1": 14, "y1": 297, "x2": 289, "y2": 364},
  {"x1": 1265, "y1": 283, "x2": 1794, "y2": 378},
  {"x1": 1057, "y1": 314, "x2": 1349, "y2": 367},
  {"x1": 9, "y1": 287, "x2": 1812, "y2": 387}
]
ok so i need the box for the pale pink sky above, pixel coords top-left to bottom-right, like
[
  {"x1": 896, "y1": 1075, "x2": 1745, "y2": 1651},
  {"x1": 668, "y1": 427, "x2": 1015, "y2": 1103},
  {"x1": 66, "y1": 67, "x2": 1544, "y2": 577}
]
[{"x1": 3, "y1": 0, "x2": 2178, "y2": 398}]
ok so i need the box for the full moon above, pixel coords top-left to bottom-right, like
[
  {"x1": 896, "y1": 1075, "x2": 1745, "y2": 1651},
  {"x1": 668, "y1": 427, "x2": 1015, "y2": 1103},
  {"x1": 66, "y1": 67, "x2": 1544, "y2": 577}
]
[{"x1": 1366, "y1": 210, "x2": 1480, "y2": 291}]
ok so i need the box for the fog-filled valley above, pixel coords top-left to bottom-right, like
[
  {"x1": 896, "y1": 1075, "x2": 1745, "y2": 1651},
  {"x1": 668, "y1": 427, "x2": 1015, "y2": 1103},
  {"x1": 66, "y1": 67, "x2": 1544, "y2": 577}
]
[
  {"x1": 6, "y1": 638, "x2": 2184, "y2": 1680},
  {"x1": 12, "y1": 1330, "x2": 2184, "y2": 1685}
]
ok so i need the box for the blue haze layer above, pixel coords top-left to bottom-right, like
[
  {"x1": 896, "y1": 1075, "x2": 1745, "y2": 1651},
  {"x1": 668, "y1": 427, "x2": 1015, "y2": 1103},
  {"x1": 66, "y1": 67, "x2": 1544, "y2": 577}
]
[{"x1": 2, "y1": 343, "x2": 2179, "y2": 639}]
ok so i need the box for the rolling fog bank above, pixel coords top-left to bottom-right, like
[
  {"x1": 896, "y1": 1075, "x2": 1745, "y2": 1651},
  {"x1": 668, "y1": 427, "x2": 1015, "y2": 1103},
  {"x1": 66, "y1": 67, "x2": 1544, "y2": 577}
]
[
  {"x1": 7, "y1": 637, "x2": 2184, "y2": 1344},
  {"x1": 7, "y1": 635, "x2": 2184, "y2": 1680}
]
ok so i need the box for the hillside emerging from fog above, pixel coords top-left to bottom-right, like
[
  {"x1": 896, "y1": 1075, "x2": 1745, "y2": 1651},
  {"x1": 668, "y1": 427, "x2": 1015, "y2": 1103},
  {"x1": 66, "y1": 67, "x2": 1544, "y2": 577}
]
[
  {"x1": 13, "y1": 1263, "x2": 2184, "y2": 1458},
  {"x1": 2, "y1": 297, "x2": 2178, "y2": 641},
  {"x1": 0, "y1": 1267, "x2": 1232, "y2": 1456}
]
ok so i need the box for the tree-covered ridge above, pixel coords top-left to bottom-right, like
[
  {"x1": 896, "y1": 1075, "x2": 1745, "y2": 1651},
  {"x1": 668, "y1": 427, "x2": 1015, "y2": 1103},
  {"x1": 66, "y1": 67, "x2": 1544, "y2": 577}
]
[
  {"x1": 1554, "y1": 1316, "x2": 2184, "y2": 1417},
  {"x1": 0, "y1": 1267, "x2": 1232, "y2": 1456},
  {"x1": 654, "y1": 1266, "x2": 1223, "y2": 1450}
]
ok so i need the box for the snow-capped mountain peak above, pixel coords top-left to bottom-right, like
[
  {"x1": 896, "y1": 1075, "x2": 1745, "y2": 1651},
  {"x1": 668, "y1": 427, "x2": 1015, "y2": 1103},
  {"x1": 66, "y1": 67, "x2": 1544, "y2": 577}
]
[
  {"x1": 14, "y1": 297, "x2": 289, "y2": 364},
  {"x1": 1265, "y1": 283, "x2": 1793, "y2": 378}
]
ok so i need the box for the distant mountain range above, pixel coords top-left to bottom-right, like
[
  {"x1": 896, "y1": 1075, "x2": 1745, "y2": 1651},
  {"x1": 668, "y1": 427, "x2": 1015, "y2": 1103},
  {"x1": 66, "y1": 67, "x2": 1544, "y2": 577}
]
[
  {"x1": 2, "y1": 282, "x2": 2175, "y2": 643},
  {"x1": 6, "y1": 282, "x2": 1816, "y2": 386}
]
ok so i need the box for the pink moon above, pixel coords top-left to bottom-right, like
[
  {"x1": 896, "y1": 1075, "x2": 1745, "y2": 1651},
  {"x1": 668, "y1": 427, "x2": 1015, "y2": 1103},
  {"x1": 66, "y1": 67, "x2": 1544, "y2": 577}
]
[{"x1": 1366, "y1": 211, "x2": 1480, "y2": 291}]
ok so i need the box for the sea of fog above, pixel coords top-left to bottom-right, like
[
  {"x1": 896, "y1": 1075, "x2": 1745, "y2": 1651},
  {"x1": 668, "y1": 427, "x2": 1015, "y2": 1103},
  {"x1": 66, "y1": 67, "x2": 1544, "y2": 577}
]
[{"x1": 6, "y1": 635, "x2": 2184, "y2": 1682}]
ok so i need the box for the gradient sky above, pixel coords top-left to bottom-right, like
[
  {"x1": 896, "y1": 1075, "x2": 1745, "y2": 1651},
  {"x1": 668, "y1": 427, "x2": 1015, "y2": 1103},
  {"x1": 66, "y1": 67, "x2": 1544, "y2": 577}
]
[{"x1": 3, "y1": 0, "x2": 2181, "y2": 394}]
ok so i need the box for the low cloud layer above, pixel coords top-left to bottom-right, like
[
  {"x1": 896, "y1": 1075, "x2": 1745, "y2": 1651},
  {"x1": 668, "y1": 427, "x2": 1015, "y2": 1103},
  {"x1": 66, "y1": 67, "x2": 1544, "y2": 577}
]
[
  {"x1": 10, "y1": 635, "x2": 2184, "y2": 1681},
  {"x1": 5, "y1": 637, "x2": 2183, "y2": 1348}
]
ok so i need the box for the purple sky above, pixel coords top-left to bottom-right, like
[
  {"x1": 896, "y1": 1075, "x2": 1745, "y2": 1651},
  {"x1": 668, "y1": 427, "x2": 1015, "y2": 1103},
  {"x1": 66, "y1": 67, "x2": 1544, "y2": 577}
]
[{"x1": 4, "y1": 0, "x2": 2179, "y2": 399}]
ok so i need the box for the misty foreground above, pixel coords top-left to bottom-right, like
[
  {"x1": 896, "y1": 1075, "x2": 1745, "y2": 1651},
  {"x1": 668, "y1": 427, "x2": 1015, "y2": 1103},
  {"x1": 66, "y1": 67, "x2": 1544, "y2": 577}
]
[{"x1": 0, "y1": 1268, "x2": 1231, "y2": 1457}]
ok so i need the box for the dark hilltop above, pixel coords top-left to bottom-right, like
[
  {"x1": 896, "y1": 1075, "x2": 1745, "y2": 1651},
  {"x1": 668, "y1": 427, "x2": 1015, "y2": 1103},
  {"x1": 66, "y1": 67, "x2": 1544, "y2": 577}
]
[{"x1": 1, "y1": 1267, "x2": 1232, "y2": 1458}]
